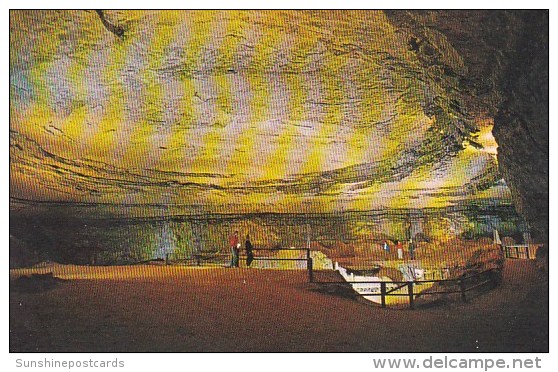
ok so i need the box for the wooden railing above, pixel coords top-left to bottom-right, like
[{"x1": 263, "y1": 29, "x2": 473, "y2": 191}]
[
  {"x1": 502, "y1": 245, "x2": 539, "y2": 260},
  {"x1": 178, "y1": 248, "x2": 315, "y2": 282},
  {"x1": 313, "y1": 268, "x2": 499, "y2": 309}
]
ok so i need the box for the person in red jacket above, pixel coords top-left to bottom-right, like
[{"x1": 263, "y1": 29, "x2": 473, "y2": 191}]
[{"x1": 229, "y1": 231, "x2": 240, "y2": 268}]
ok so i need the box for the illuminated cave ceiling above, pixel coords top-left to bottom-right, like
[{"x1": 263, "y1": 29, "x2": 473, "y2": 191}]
[{"x1": 10, "y1": 10, "x2": 538, "y2": 214}]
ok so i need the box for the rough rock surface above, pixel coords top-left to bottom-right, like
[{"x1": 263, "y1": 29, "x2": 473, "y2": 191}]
[
  {"x1": 10, "y1": 11, "x2": 547, "y2": 240},
  {"x1": 385, "y1": 10, "x2": 548, "y2": 243}
]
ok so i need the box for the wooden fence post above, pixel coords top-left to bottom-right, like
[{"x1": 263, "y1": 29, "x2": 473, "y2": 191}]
[
  {"x1": 408, "y1": 282, "x2": 415, "y2": 309},
  {"x1": 459, "y1": 278, "x2": 467, "y2": 302},
  {"x1": 307, "y1": 249, "x2": 313, "y2": 283},
  {"x1": 381, "y1": 282, "x2": 386, "y2": 308}
]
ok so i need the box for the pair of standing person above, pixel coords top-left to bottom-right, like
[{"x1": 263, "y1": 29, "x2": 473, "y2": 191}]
[
  {"x1": 394, "y1": 239, "x2": 416, "y2": 260},
  {"x1": 228, "y1": 231, "x2": 254, "y2": 268}
]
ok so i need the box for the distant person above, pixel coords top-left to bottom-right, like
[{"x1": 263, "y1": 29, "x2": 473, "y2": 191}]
[
  {"x1": 396, "y1": 240, "x2": 404, "y2": 260},
  {"x1": 383, "y1": 240, "x2": 390, "y2": 254},
  {"x1": 245, "y1": 235, "x2": 254, "y2": 267},
  {"x1": 409, "y1": 238, "x2": 416, "y2": 260},
  {"x1": 229, "y1": 231, "x2": 240, "y2": 268}
]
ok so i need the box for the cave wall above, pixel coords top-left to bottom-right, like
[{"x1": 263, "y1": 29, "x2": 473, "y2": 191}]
[
  {"x1": 385, "y1": 10, "x2": 549, "y2": 244},
  {"x1": 492, "y1": 11, "x2": 549, "y2": 245},
  {"x1": 10, "y1": 207, "x2": 522, "y2": 267}
]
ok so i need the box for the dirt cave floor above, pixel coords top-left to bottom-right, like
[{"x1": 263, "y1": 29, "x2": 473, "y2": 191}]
[{"x1": 9, "y1": 260, "x2": 548, "y2": 352}]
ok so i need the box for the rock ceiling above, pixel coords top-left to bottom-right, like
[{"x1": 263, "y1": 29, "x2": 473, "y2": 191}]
[{"x1": 10, "y1": 10, "x2": 516, "y2": 214}]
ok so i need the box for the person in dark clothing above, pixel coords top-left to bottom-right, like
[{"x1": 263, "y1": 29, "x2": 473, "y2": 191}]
[
  {"x1": 245, "y1": 235, "x2": 254, "y2": 267},
  {"x1": 409, "y1": 238, "x2": 416, "y2": 260}
]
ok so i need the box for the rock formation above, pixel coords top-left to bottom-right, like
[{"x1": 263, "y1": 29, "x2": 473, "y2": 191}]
[
  {"x1": 385, "y1": 10, "x2": 548, "y2": 245},
  {"x1": 10, "y1": 10, "x2": 548, "y2": 246}
]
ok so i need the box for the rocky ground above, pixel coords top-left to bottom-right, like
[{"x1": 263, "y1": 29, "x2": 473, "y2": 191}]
[{"x1": 316, "y1": 238, "x2": 505, "y2": 280}]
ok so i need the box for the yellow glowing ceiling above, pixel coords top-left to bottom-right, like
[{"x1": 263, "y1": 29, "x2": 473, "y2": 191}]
[{"x1": 9, "y1": 10, "x2": 508, "y2": 213}]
